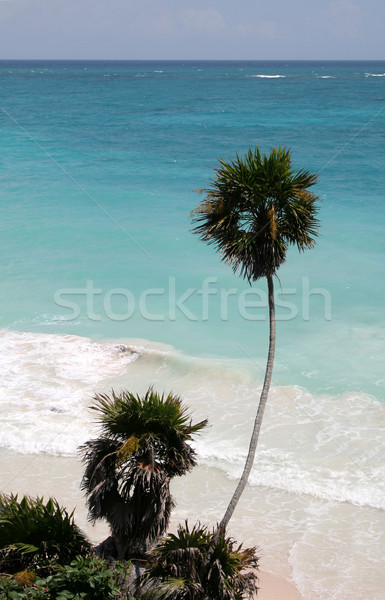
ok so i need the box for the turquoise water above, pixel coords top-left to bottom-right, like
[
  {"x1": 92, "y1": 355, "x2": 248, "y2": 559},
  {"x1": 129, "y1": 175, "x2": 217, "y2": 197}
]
[
  {"x1": 1, "y1": 61, "x2": 384, "y2": 599},
  {"x1": 1, "y1": 60, "x2": 384, "y2": 397}
]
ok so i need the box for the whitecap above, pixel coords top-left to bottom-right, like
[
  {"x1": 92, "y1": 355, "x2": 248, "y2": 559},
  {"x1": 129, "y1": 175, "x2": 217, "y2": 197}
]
[{"x1": 249, "y1": 74, "x2": 286, "y2": 78}]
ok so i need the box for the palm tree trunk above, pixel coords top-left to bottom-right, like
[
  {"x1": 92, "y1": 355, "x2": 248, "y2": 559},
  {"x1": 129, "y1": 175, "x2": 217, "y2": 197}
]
[
  {"x1": 219, "y1": 274, "x2": 276, "y2": 532},
  {"x1": 117, "y1": 536, "x2": 128, "y2": 561}
]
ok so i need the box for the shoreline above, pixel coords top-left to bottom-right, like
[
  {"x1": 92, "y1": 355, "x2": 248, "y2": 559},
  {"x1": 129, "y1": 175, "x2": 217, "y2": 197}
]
[
  {"x1": 0, "y1": 451, "x2": 303, "y2": 599},
  {"x1": 2, "y1": 451, "x2": 385, "y2": 599}
]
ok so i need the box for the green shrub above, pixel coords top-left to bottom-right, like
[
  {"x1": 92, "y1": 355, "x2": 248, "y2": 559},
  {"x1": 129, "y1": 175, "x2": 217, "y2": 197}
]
[
  {"x1": 39, "y1": 555, "x2": 126, "y2": 599},
  {"x1": 0, "y1": 573, "x2": 49, "y2": 599},
  {"x1": 0, "y1": 495, "x2": 91, "y2": 574},
  {"x1": 0, "y1": 555, "x2": 131, "y2": 599}
]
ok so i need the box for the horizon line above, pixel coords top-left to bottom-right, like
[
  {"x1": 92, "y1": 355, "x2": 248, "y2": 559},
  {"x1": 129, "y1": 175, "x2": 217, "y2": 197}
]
[{"x1": 0, "y1": 58, "x2": 384, "y2": 62}]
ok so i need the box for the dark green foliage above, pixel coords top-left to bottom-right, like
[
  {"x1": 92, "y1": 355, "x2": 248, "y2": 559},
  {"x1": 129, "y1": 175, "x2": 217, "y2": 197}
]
[
  {"x1": 38, "y1": 555, "x2": 126, "y2": 599},
  {"x1": 0, "y1": 495, "x2": 91, "y2": 574},
  {"x1": 141, "y1": 522, "x2": 259, "y2": 600},
  {"x1": 0, "y1": 573, "x2": 49, "y2": 599},
  {"x1": 0, "y1": 555, "x2": 132, "y2": 599},
  {"x1": 192, "y1": 146, "x2": 319, "y2": 283},
  {"x1": 80, "y1": 388, "x2": 207, "y2": 559},
  {"x1": 89, "y1": 388, "x2": 207, "y2": 477}
]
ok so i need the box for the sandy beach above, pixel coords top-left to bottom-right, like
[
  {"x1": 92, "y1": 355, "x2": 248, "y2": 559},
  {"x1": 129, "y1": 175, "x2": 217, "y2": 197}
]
[
  {"x1": 1, "y1": 451, "x2": 303, "y2": 599},
  {"x1": 2, "y1": 449, "x2": 385, "y2": 599},
  {"x1": 257, "y1": 571, "x2": 302, "y2": 600},
  {"x1": 2, "y1": 411, "x2": 385, "y2": 600}
]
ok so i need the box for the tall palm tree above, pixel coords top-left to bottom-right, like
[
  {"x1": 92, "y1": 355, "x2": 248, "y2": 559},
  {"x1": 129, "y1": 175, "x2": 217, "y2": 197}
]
[
  {"x1": 191, "y1": 146, "x2": 319, "y2": 530},
  {"x1": 80, "y1": 387, "x2": 207, "y2": 560}
]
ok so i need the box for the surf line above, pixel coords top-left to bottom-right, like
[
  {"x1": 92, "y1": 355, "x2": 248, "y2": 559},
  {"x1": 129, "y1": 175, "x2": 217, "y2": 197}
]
[{"x1": 236, "y1": 340, "x2": 383, "y2": 501}]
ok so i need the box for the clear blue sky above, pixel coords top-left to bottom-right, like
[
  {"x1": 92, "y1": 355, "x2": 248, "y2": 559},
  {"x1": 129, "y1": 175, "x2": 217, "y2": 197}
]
[{"x1": 0, "y1": 0, "x2": 383, "y2": 60}]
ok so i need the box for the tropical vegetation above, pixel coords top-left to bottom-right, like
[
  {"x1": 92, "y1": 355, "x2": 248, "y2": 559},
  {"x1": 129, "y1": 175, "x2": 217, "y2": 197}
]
[
  {"x1": 80, "y1": 387, "x2": 207, "y2": 560},
  {"x1": 192, "y1": 146, "x2": 320, "y2": 529},
  {"x1": 0, "y1": 555, "x2": 131, "y2": 599},
  {"x1": 141, "y1": 521, "x2": 258, "y2": 600},
  {"x1": 0, "y1": 494, "x2": 91, "y2": 575}
]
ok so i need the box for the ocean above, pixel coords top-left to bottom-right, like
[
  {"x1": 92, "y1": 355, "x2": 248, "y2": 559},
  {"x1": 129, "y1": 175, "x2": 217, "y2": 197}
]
[{"x1": 0, "y1": 60, "x2": 384, "y2": 599}]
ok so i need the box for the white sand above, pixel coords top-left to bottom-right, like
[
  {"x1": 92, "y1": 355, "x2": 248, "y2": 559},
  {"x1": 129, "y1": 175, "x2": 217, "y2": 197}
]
[{"x1": 256, "y1": 571, "x2": 302, "y2": 600}]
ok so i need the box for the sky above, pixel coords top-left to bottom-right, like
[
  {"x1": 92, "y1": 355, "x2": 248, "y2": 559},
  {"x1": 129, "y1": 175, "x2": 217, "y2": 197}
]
[{"x1": 0, "y1": 0, "x2": 383, "y2": 60}]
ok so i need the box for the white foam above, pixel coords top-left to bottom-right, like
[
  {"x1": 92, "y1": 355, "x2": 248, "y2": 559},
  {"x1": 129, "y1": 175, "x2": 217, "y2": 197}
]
[
  {"x1": 249, "y1": 74, "x2": 286, "y2": 78},
  {"x1": 195, "y1": 383, "x2": 385, "y2": 510},
  {"x1": 1, "y1": 331, "x2": 384, "y2": 511},
  {"x1": 207, "y1": 449, "x2": 385, "y2": 510},
  {"x1": 106, "y1": 346, "x2": 385, "y2": 511},
  {"x1": 0, "y1": 331, "x2": 140, "y2": 455},
  {"x1": 365, "y1": 73, "x2": 385, "y2": 77}
]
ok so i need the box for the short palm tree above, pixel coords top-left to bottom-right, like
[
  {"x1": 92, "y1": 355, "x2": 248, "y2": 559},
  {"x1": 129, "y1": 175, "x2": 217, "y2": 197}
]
[
  {"x1": 141, "y1": 521, "x2": 258, "y2": 600},
  {"x1": 0, "y1": 494, "x2": 90, "y2": 574},
  {"x1": 191, "y1": 146, "x2": 319, "y2": 530},
  {"x1": 80, "y1": 388, "x2": 207, "y2": 560}
]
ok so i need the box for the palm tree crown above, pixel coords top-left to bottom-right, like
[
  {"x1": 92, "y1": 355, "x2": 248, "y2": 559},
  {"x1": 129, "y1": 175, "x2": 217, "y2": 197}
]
[
  {"x1": 192, "y1": 146, "x2": 319, "y2": 282},
  {"x1": 91, "y1": 387, "x2": 206, "y2": 477}
]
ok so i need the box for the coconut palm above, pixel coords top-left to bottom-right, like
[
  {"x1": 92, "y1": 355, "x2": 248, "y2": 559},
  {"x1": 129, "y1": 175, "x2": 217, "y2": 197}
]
[
  {"x1": 0, "y1": 494, "x2": 90, "y2": 574},
  {"x1": 80, "y1": 388, "x2": 207, "y2": 560},
  {"x1": 191, "y1": 146, "x2": 319, "y2": 530},
  {"x1": 141, "y1": 521, "x2": 258, "y2": 600}
]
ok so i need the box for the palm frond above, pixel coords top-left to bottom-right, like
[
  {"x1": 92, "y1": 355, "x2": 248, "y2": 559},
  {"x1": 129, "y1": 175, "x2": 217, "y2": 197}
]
[
  {"x1": 192, "y1": 145, "x2": 320, "y2": 282},
  {"x1": 0, "y1": 494, "x2": 90, "y2": 573},
  {"x1": 142, "y1": 521, "x2": 259, "y2": 600},
  {"x1": 79, "y1": 388, "x2": 207, "y2": 558}
]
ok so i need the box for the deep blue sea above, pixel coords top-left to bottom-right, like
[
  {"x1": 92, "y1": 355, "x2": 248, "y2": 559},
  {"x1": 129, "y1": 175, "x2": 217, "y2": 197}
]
[{"x1": 0, "y1": 61, "x2": 384, "y2": 599}]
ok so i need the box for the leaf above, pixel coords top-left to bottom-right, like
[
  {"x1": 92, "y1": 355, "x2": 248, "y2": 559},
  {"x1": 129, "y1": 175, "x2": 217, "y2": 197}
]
[
  {"x1": 45, "y1": 499, "x2": 55, "y2": 515},
  {"x1": 10, "y1": 542, "x2": 39, "y2": 554}
]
